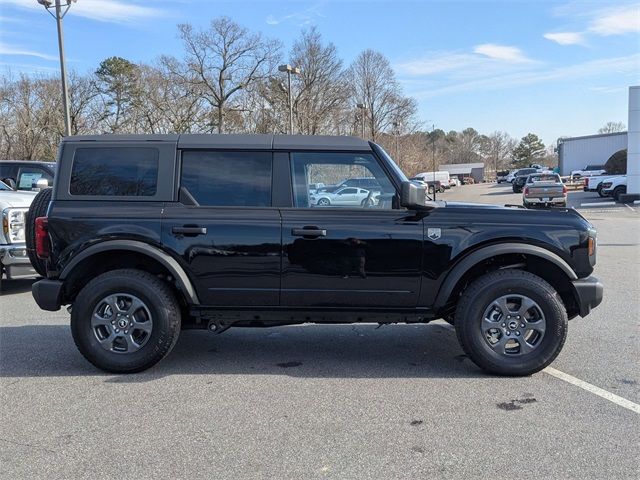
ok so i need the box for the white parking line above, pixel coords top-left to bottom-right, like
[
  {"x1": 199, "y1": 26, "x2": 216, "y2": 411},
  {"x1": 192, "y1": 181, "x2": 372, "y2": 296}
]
[
  {"x1": 580, "y1": 202, "x2": 616, "y2": 207},
  {"x1": 624, "y1": 203, "x2": 636, "y2": 212},
  {"x1": 544, "y1": 367, "x2": 640, "y2": 415},
  {"x1": 433, "y1": 323, "x2": 640, "y2": 414}
]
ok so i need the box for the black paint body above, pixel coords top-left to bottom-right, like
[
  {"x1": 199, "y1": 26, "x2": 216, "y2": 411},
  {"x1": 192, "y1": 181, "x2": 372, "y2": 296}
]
[{"x1": 37, "y1": 134, "x2": 599, "y2": 324}]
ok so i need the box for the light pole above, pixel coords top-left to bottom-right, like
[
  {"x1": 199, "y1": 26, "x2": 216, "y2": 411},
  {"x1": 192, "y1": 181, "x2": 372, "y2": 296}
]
[
  {"x1": 393, "y1": 120, "x2": 400, "y2": 164},
  {"x1": 37, "y1": 0, "x2": 75, "y2": 137},
  {"x1": 431, "y1": 124, "x2": 437, "y2": 201},
  {"x1": 356, "y1": 103, "x2": 367, "y2": 139},
  {"x1": 278, "y1": 64, "x2": 300, "y2": 134}
]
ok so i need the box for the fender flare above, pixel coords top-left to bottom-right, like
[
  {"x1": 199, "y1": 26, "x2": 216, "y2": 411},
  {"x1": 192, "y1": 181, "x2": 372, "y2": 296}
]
[
  {"x1": 433, "y1": 242, "x2": 577, "y2": 310},
  {"x1": 60, "y1": 240, "x2": 200, "y2": 304}
]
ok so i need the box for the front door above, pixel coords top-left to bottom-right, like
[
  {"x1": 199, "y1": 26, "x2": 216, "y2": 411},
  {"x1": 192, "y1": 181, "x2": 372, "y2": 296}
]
[
  {"x1": 281, "y1": 151, "x2": 423, "y2": 308},
  {"x1": 162, "y1": 150, "x2": 281, "y2": 306}
]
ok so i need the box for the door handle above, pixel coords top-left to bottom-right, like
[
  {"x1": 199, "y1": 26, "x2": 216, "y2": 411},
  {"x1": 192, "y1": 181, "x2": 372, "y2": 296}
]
[
  {"x1": 172, "y1": 226, "x2": 207, "y2": 236},
  {"x1": 291, "y1": 228, "x2": 327, "y2": 238}
]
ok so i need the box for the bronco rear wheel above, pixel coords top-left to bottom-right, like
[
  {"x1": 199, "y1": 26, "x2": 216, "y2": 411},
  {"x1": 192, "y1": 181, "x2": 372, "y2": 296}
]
[
  {"x1": 71, "y1": 269, "x2": 181, "y2": 373},
  {"x1": 454, "y1": 269, "x2": 567, "y2": 376}
]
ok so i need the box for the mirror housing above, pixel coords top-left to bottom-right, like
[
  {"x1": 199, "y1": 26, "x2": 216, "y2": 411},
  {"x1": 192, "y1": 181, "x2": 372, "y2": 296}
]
[
  {"x1": 400, "y1": 181, "x2": 427, "y2": 209},
  {"x1": 35, "y1": 178, "x2": 49, "y2": 190}
]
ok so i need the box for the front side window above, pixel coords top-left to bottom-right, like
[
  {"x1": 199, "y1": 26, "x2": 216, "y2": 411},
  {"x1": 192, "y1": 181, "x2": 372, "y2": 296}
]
[
  {"x1": 291, "y1": 152, "x2": 396, "y2": 209},
  {"x1": 181, "y1": 151, "x2": 272, "y2": 207},
  {"x1": 71, "y1": 147, "x2": 159, "y2": 196}
]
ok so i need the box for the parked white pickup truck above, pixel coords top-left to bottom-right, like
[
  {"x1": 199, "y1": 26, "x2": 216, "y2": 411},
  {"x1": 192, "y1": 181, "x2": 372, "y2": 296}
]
[
  {"x1": 583, "y1": 174, "x2": 624, "y2": 197},
  {"x1": 601, "y1": 176, "x2": 627, "y2": 202},
  {"x1": 571, "y1": 165, "x2": 607, "y2": 179},
  {"x1": 0, "y1": 180, "x2": 38, "y2": 283}
]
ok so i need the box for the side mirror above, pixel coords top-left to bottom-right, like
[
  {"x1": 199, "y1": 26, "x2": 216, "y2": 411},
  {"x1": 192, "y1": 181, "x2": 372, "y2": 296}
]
[
  {"x1": 35, "y1": 178, "x2": 49, "y2": 190},
  {"x1": 400, "y1": 181, "x2": 427, "y2": 209}
]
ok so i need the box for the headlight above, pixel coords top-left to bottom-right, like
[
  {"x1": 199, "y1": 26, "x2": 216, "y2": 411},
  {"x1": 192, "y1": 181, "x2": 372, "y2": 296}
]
[{"x1": 2, "y1": 208, "x2": 28, "y2": 244}]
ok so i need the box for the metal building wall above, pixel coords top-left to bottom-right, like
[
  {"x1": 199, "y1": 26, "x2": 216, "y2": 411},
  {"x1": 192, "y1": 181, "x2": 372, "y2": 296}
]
[{"x1": 558, "y1": 133, "x2": 627, "y2": 175}]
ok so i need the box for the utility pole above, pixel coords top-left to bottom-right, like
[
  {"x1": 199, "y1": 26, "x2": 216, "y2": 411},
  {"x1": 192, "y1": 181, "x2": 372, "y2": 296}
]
[
  {"x1": 37, "y1": 0, "x2": 75, "y2": 137},
  {"x1": 393, "y1": 120, "x2": 400, "y2": 165},
  {"x1": 278, "y1": 64, "x2": 300, "y2": 134},
  {"x1": 432, "y1": 124, "x2": 436, "y2": 201},
  {"x1": 357, "y1": 103, "x2": 367, "y2": 139}
]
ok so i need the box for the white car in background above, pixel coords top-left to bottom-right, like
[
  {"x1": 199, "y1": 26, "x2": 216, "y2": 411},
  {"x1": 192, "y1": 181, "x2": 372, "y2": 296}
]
[{"x1": 310, "y1": 186, "x2": 373, "y2": 207}]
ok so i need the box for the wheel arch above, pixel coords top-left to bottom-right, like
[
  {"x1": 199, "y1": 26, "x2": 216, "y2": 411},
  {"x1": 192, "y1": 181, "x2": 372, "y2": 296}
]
[
  {"x1": 60, "y1": 240, "x2": 199, "y2": 306},
  {"x1": 434, "y1": 243, "x2": 580, "y2": 319}
]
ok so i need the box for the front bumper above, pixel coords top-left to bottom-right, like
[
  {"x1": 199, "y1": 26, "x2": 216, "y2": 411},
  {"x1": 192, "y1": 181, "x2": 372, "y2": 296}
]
[
  {"x1": 0, "y1": 244, "x2": 36, "y2": 279},
  {"x1": 572, "y1": 276, "x2": 604, "y2": 317},
  {"x1": 32, "y1": 278, "x2": 64, "y2": 311}
]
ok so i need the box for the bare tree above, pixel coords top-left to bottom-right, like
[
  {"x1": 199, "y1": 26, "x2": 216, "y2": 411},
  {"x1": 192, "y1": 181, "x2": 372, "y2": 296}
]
[
  {"x1": 289, "y1": 27, "x2": 349, "y2": 135},
  {"x1": 172, "y1": 17, "x2": 281, "y2": 133},
  {"x1": 484, "y1": 131, "x2": 516, "y2": 176},
  {"x1": 346, "y1": 49, "x2": 416, "y2": 141},
  {"x1": 598, "y1": 121, "x2": 626, "y2": 134}
]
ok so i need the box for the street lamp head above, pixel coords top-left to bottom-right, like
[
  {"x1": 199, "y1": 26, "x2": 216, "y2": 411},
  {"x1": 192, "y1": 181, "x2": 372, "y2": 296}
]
[
  {"x1": 36, "y1": 0, "x2": 53, "y2": 6},
  {"x1": 278, "y1": 64, "x2": 301, "y2": 74}
]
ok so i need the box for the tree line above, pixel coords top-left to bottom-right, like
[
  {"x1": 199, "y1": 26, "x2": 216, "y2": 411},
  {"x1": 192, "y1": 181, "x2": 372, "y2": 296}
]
[{"x1": 3, "y1": 16, "x2": 615, "y2": 176}]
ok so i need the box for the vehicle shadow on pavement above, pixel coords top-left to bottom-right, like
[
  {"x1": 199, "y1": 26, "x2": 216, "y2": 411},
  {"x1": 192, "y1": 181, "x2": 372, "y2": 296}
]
[
  {"x1": 0, "y1": 323, "x2": 484, "y2": 380},
  {"x1": 0, "y1": 278, "x2": 36, "y2": 296}
]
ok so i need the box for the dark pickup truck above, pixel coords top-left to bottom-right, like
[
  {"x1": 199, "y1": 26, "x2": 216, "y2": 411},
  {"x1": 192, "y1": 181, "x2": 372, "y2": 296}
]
[{"x1": 30, "y1": 134, "x2": 603, "y2": 375}]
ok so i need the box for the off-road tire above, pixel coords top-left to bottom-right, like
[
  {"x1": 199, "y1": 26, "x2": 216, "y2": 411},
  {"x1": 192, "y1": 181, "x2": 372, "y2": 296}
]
[
  {"x1": 597, "y1": 184, "x2": 606, "y2": 197},
  {"x1": 25, "y1": 187, "x2": 52, "y2": 277},
  {"x1": 71, "y1": 269, "x2": 181, "y2": 373},
  {"x1": 454, "y1": 269, "x2": 568, "y2": 376}
]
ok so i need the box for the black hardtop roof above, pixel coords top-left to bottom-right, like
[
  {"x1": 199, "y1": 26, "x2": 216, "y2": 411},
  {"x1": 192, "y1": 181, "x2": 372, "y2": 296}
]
[{"x1": 63, "y1": 134, "x2": 371, "y2": 151}]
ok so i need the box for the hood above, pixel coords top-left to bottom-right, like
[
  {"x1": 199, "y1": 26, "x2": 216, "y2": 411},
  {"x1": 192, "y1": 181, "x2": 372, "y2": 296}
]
[
  {"x1": 442, "y1": 201, "x2": 505, "y2": 209},
  {"x1": 0, "y1": 190, "x2": 38, "y2": 209}
]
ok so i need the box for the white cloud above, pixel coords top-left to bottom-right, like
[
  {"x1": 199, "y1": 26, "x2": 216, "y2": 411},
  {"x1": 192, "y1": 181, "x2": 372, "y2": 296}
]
[
  {"x1": 406, "y1": 54, "x2": 640, "y2": 99},
  {"x1": 265, "y1": 4, "x2": 324, "y2": 27},
  {"x1": 588, "y1": 4, "x2": 640, "y2": 36},
  {"x1": 473, "y1": 43, "x2": 531, "y2": 63},
  {"x1": 0, "y1": 41, "x2": 57, "y2": 61},
  {"x1": 543, "y1": 32, "x2": 586, "y2": 45},
  {"x1": 1, "y1": 0, "x2": 165, "y2": 24}
]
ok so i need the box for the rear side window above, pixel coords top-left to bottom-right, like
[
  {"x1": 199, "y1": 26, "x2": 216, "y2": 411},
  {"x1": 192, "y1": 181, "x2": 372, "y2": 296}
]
[
  {"x1": 71, "y1": 147, "x2": 159, "y2": 196},
  {"x1": 181, "y1": 151, "x2": 272, "y2": 207}
]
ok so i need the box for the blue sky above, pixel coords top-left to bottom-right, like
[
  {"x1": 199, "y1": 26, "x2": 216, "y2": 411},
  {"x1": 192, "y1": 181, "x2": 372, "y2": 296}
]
[{"x1": 1, "y1": 0, "x2": 639, "y2": 145}]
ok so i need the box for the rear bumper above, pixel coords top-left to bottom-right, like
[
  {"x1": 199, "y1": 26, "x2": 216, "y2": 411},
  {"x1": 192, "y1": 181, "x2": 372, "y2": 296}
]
[
  {"x1": 572, "y1": 276, "x2": 603, "y2": 318},
  {"x1": 32, "y1": 279, "x2": 63, "y2": 311}
]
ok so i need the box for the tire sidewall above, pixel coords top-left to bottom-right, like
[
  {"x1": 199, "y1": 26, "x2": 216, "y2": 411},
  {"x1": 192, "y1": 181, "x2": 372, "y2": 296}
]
[
  {"x1": 71, "y1": 273, "x2": 178, "y2": 372},
  {"x1": 457, "y1": 275, "x2": 567, "y2": 375}
]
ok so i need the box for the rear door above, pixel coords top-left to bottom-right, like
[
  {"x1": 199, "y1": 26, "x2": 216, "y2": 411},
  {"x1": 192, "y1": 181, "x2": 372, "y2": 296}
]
[
  {"x1": 162, "y1": 150, "x2": 281, "y2": 306},
  {"x1": 280, "y1": 151, "x2": 423, "y2": 308}
]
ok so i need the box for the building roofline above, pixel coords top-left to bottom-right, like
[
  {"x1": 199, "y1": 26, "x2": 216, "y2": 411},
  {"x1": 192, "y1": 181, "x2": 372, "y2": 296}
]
[{"x1": 557, "y1": 131, "x2": 627, "y2": 143}]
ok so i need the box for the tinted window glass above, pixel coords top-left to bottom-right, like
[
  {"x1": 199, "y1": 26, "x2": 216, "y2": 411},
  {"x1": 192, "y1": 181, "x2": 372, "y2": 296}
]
[
  {"x1": 17, "y1": 167, "x2": 53, "y2": 190},
  {"x1": 181, "y1": 151, "x2": 272, "y2": 207},
  {"x1": 71, "y1": 148, "x2": 158, "y2": 196}
]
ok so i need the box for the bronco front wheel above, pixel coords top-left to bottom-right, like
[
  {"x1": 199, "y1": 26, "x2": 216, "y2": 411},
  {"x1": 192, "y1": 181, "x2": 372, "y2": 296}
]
[{"x1": 454, "y1": 269, "x2": 567, "y2": 376}]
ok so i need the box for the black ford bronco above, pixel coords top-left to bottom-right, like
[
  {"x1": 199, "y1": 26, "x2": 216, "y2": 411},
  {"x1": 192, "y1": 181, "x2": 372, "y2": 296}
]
[{"x1": 30, "y1": 134, "x2": 603, "y2": 375}]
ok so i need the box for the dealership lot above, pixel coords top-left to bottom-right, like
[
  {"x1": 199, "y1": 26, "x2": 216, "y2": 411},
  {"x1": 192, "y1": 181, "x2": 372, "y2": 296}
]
[{"x1": 1, "y1": 182, "x2": 638, "y2": 479}]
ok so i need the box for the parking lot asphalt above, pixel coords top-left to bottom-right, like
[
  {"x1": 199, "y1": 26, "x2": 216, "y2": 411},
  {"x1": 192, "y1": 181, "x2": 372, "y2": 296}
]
[{"x1": 1, "y1": 182, "x2": 639, "y2": 480}]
